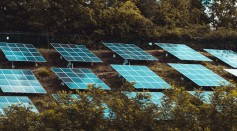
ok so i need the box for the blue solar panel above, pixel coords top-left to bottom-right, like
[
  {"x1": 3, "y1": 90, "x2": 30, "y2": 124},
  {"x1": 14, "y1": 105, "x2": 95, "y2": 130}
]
[
  {"x1": 224, "y1": 69, "x2": 237, "y2": 77},
  {"x1": 156, "y1": 43, "x2": 212, "y2": 61},
  {"x1": 188, "y1": 91, "x2": 213, "y2": 104},
  {"x1": 0, "y1": 69, "x2": 46, "y2": 93},
  {"x1": 204, "y1": 49, "x2": 237, "y2": 68},
  {"x1": 169, "y1": 63, "x2": 230, "y2": 86},
  {"x1": 51, "y1": 43, "x2": 102, "y2": 62},
  {"x1": 0, "y1": 43, "x2": 46, "y2": 62},
  {"x1": 111, "y1": 65, "x2": 170, "y2": 89},
  {"x1": 0, "y1": 96, "x2": 38, "y2": 115},
  {"x1": 124, "y1": 92, "x2": 165, "y2": 106},
  {"x1": 104, "y1": 43, "x2": 158, "y2": 61},
  {"x1": 51, "y1": 68, "x2": 111, "y2": 90},
  {"x1": 52, "y1": 94, "x2": 115, "y2": 118}
]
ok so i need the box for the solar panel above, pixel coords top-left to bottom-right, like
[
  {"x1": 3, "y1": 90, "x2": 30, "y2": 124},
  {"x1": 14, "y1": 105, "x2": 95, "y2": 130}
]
[
  {"x1": 0, "y1": 96, "x2": 39, "y2": 115},
  {"x1": 51, "y1": 68, "x2": 111, "y2": 90},
  {"x1": 155, "y1": 43, "x2": 212, "y2": 61},
  {"x1": 104, "y1": 43, "x2": 158, "y2": 61},
  {"x1": 124, "y1": 92, "x2": 165, "y2": 106},
  {"x1": 204, "y1": 49, "x2": 237, "y2": 68},
  {"x1": 188, "y1": 91, "x2": 213, "y2": 104},
  {"x1": 0, "y1": 43, "x2": 46, "y2": 62},
  {"x1": 169, "y1": 63, "x2": 230, "y2": 86},
  {"x1": 52, "y1": 94, "x2": 115, "y2": 118},
  {"x1": 224, "y1": 69, "x2": 237, "y2": 77},
  {"x1": 0, "y1": 69, "x2": 47, "y2": 93},
  {"x1": 51, "y1": 43, "x2": 102, "y2": 62},
  {"x1": 111, "y1": 64, "x2": 171, "y2": 89}
]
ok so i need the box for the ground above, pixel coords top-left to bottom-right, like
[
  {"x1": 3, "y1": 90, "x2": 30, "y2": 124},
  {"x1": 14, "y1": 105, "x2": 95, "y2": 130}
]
[{"x1": 0, "y1": 48, "x2": 236, "y2": 111}]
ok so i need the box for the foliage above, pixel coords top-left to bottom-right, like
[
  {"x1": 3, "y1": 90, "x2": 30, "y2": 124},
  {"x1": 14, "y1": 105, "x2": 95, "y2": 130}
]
[
  {"x1": 0, "y1": 0, "x2": 236, "y2": 46},
  {"x1": 0, "y1": 85, "x2": 236, "y2": 130}
]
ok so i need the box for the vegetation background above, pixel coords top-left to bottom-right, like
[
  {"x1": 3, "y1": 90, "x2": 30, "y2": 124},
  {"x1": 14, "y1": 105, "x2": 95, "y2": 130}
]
[
  {"x1": 0, "y1": 0, "x2": 236, "y2": 49},
  {"x1": 0, "y1": 0, "x2": 236, "y2": 130}
]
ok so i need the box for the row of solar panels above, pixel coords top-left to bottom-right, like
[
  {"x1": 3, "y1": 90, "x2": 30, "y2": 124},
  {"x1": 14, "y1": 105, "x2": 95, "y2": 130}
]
[
  {"x1": 0, "y1": 64, "x2": 236, "y2": 94},
  {"x1": 0, "y1": 42, "x2": 236, "y2": 68},
  {"x1": 0, "y1": 91, "x2": 213, "y2": 116}
]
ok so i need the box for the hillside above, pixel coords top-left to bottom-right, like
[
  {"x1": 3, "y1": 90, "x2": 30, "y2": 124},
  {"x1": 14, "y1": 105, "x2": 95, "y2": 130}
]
[{"x1": 0, "y1": 48, "x2": 236, "y2": 111}]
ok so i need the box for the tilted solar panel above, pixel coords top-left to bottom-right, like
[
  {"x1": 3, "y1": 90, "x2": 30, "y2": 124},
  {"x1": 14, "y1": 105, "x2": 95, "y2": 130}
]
[
  {"x1": 188, "y1": 91, "x2": 213, "y2": 104},
  {"x1": 52, "y1": 94, "x2": 115, "y2": 118},
  {"x1": 51, "y1": 68, "x2": 111, "y2": 90},
  {"x1": 0, "y1": 96, "x2": 39, "y2": 115},
  {"x1": 104, "y1": 43, "x2": 158, "y2": 61},
  {"x1": 51, "y1": 43, "x2": 102, "y2": 62},
  {"x1": 156, "y1": 43, "x2": 212, "y2": 61},
  {"x1": 169, "y1": 63, "x2": 230, "y2": 87},
  {"x1": 224, "y1": 69, "x2": 237, "y2": 77},
  {"x1": 124, "y1": 92, "x2": 165, "y2": 106},
  {"x1": 0, "y1": 69, "x2": 46, "y2": 93},
  {"x1": 204, "y1": 49, "x2": 237, "y2": 68},
  {"x1": 111, "y1": 64, "x2": 170, "y2": 89},
  {"x1": 0, "y1": 43, "x2": 46, "y2": 62}
]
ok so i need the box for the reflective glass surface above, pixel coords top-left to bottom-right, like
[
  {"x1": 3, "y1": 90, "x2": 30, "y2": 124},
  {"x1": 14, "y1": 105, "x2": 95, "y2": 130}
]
[
  {"x1": 51, "y1": 68, "x2": 111, "y2": 90},
  {"x1": 111, "y1": 64, "x2": 170, "y2": 89},
  {"x1": 51, "y1": 43, "x2": 102, "y2": 62},
  {"x1": 204, "y1": 49, "x2": 237, "y2": 68},
  {"x1": 156, "y1": 43, "x2": 212, "y2": 61},
  {"x1": 169, "y1": 63, "x2": 230, "y2": 86},
  {"x1": 104, "y1": 43, "x2": 157, "y2": 61}
]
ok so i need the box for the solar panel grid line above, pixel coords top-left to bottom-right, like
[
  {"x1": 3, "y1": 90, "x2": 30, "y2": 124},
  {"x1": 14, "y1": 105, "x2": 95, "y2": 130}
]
[
  {"x1": 51, "y1": 43, "x2": 102, "y2": 63},
  {"x1": 103, "y1": 43, "x2": 158, "y2": 61},
  {"x1": 111, "y1": 65, "x2": 171, "y2": 89},
  {"x1": 0, "y1": 69, "x2": 46, "y2": 93},
  {"x1": 0, "y1": 96, "x2": 39, "y2": 115},
  {"x1": 0, "y1": 43, "x2": 46, "y2": 62},
  {"x1": 51, "y1": 68, "x2": 111, "y2": 90},
  {"x1": 204, "y1": 49, "x2": 237, "y2": 68},
  {"x1": 155, "y1": 43, "x2": 212, "y2": 61},
  {"x1": 168, "y1": 63, "x2": 230, "y2": 87}
]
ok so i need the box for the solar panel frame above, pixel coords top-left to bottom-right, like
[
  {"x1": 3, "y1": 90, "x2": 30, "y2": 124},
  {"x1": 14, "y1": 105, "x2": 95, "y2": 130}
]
[
  {"x1": 104, "y1": 43, "x2": 158, "y2": 61},
  {"x1": 224, "y1": 69, "x2": 237, "y2": 77},
  {"x1": 169, "y1": 63, "x2": 230, "y2": 87},
  {"x1": 52, "y1": 94, "x2": 115, "y2": 118},
  {"x1": 204, "y1": 49, "x2": 237, "y2": 68},
  {"x1": 0, "y1": 69, "x2": 47, "y2": 94},
  {"x1": 0, "y1": 43, "x2": 46, "y2": 62},
  {"x1": 0, "y1": 96, "x2": 39, "y2": 115},
  {"x1": 155, "y1": 43, "x2": 212, "y2": 61},
  {"x1": 51, "y1": 43, "x2": 102, "y2": 62},
  {"x1": 51, "y1": 68, "x2": 111, "y2": 90},
  {"x1": 111, "y1": 64, "x2": 171, "y2": 89}
]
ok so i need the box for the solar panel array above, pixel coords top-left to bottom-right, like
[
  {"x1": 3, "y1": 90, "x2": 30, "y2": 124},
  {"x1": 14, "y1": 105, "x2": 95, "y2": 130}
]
[
  {"x1": 169, "y1": 63, "x2": 230, "y2": 87},
  {"x1": 51, "y1": 68, "x2": 110, "y2": 90},
  {"x1": 111, "y1": 65, "x2": 170, "y2": 89},
  {"x1": 52, "y1": 94, "x2": 115, "y2": 118},
  {"x1": 51, "y1": 43, "x2": 102, "y2": 62},
  {"x1": 188, "y1": 91, "x2": 213, "y2": 104},
  {"x1": 0, "y1": 96, "x2": 38, "y2": 115},
  {"x1": 124, "y1": 92, "x2": 165, "y2": 106},
  {"x1": 204, "y1": 49, "x2": 237, "y2": 68},
  {"x1": 104, "y1": 43, "x2": 158, "y2": 61},
  {"x1": 156, "y1": 43, "x2": 212, "y2": 61},
  {"x1": 0, "y1": 69, "x2": 46, "y2": 93},
  {"x1": 0, "y1": 43, "x2": 46, "y2": 62},
  {"x1": 224, "y1": 69, "x2": 237, "y2": 77}
]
